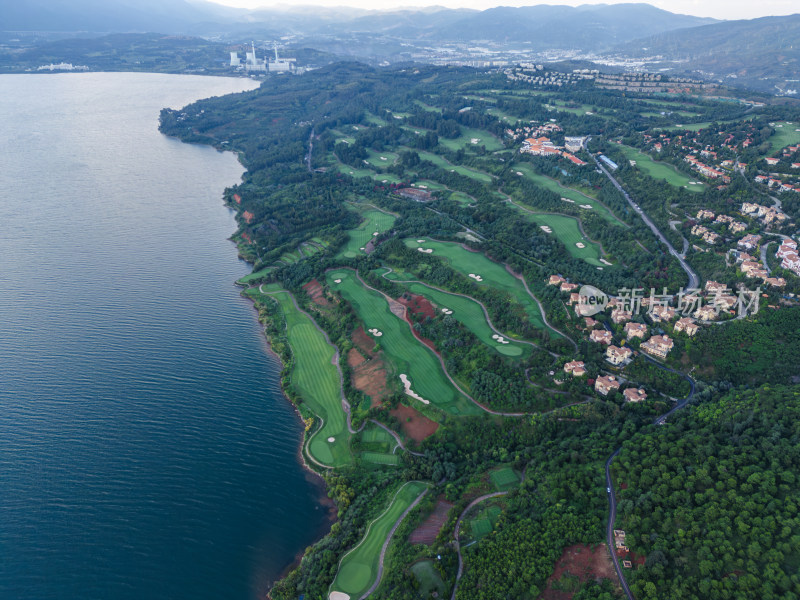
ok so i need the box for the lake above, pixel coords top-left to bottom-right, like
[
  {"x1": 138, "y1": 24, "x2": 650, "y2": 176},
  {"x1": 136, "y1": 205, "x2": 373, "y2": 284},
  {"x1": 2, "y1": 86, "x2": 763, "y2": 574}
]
[{"x1": 0, "y1": 73, "x2": 328, "y2": 599}]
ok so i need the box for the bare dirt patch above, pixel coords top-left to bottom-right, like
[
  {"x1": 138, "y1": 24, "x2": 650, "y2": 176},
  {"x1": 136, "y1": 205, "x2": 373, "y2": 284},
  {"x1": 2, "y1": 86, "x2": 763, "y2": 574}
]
[
  {"x1": 390, "y1": 403, "x2": 439, "y2": 443},
  {"x1": 302, "y1": 278, "x2": 329, "y2": 306},
  {"x1": 396, "y1": 293, "x2": 436, "y2": 319},
  {"x1": 352, "y1": 357, "x2": 388, "y2": 407},
  {"x1": 539, "y1": 544, "x2": 618, "y2": 600},
  {"x1": 347, "y1": 348, "x2": 366, "y2": 368},
  {"x1": 409, "y1": 496, "x2": 454, "y2": 545},
  {"x1": 352, "y1": 326, "x2": 377, "y2": 357}
]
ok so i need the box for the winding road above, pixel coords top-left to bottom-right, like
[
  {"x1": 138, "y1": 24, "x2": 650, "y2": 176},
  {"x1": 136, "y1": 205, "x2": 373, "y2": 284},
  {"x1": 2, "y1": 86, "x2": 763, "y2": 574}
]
[{"x1": 592, "y1": 155, "x2": 699, "y2": 290}]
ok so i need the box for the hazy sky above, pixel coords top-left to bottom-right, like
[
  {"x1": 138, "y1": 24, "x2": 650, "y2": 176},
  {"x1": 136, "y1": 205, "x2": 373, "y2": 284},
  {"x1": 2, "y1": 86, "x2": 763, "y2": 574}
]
[{"x1": 209, "y1": 0, "x2": 798, "y2": 20}]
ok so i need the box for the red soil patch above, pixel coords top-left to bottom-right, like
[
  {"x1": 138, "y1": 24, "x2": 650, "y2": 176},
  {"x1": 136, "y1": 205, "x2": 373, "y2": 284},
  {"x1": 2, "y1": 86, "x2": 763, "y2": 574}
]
[
  {"x1": 396, "y1": 293, "x2": 436, "y2": 319},
  {"x1": 352, "y1": 357, "x2": 388, "y2": 407},
  {"x1": 347, "y1": 348, "x2": 366, "y2": 368},
  {"x1": 390, "y1": 403, "x2": 439, "y2": 443},
  {"x1": 539, "y1": 544, "x2": 618, "y2": 600},
  {"x1": 409, "y1": 497, "x2": 454, "y2": 545},
  {"x1": 233, "y1": 193, "x2": 241, "y2": 204},
  {"x1": 302, "y1": 279, "x2": 329, "y2": 306},
  {"x1": 352, "y1": 326, "x2": 376, "y2": 357}
]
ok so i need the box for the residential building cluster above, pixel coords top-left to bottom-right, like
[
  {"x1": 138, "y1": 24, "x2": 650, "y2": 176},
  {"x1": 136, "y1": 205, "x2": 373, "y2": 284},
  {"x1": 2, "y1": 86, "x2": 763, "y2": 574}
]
[
  {"x1": 520, "y1": 136, "x2": 587, "y2": 166},
  {"x1": 504, "y1": 66, "x2": 594, "y2": 87}
]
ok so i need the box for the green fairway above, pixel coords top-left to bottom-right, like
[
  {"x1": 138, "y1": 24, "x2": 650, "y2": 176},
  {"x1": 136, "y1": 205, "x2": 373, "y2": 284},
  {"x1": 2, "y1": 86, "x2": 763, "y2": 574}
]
[
  {"x1": 364, "y1": 149, "x2": 399, "y2": 169},
  {"x1": 327, "y1": 270, "x2": 481, "y2": 415},
  {"x1": 509, "y1": 205, "x2": 605, "y2": 266},
  {"x1": 255, "y1": 289, "x2": 351, "y2": 468},
  {"x1": 330, "y1": 481, "x2": 429, "y2": 598},
  {"x1": 402, "y1": 239, "x2": 559, "y2": 338},
  {"x1": 466, "y1": 504, "x2": 503, "y2": 541},
  {"x1": 236, "y1": 266, "x2": 274, "y2": 286},
  {"x1": 338, "y1": 206, "x2": 396, "y2": 259},
  {"x1": 618, "y1": 145, "x2": 705, "y2": 193},
  {"x1": 767, "y1": 121, "x2": 800, "y2": 154},
  {"x1": 410, "y1": 560, "x2": 447, "y2": 598},
  {"x1": 362, "y1": 452, "x2": 400, "y2": 465},
  {"x1": 490, "y1": 466, "x2": 521, "y2": 491},
  {"x1": 512, "y1": 164, "x2": 622, "y2": 224},
  {"x1": 417, "y1": 150, "x2": 493, "y2": 183},
  {"x1": 487, "y1": 106, "x2": 522, "y2": 124},
  {"x1": 438, "y1": 127, "x2": 504, "y2": 152},
  {"x1": 394, "y1": 279, "x2": 529, "y2": 358},
  {"x1": 335, "y1": 162, "x2": 377, "y2": 179}
]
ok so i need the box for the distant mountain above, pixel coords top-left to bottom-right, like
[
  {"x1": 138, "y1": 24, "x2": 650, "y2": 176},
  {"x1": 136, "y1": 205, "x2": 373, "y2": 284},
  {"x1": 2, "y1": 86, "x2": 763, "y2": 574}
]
[
  {"x1": 617, "y1": 14, "x2": 800, "y2": 91},
  {"x1": 427, "y1": 3, "x2": 716, "y2": 50}
]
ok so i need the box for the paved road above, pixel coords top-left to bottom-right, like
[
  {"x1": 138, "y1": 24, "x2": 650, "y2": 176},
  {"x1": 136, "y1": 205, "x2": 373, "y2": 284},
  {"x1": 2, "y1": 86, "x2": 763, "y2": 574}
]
[
  {"x1": 593, "y1": 155, "x2": 699, "y2": 290},
  {"x1": 604, "y1": 356, "x2": 696, "y2": 600},
  {"x1": 761, "y1": 241, "x2": 773, "y2": 275}
]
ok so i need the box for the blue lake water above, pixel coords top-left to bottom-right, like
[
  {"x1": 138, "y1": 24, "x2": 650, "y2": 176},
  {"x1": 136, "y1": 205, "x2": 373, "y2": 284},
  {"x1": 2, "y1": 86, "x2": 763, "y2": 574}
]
[{"x1": 0, "y1": 73, "x2": 328, "y2": 600}]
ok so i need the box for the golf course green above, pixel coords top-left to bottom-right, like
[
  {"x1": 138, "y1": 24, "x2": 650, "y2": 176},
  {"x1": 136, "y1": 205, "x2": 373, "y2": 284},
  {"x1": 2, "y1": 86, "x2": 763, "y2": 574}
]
[
  {"x1": 327, "y1": 270, "x2": 481, "y2": 416},
  {"x1": 402, "y1": 239, "x2": 558, "y2": 337},
  {"x1": 255, "y1": 286, "x2": 351, "y2": 467},
  {"x1": 330, "y1": 481, "x2": 429, "y2": 599},
  {"x1": 338, "y1": 206, "x2": 396, "y2": 259},
  {"x1": 390, "y1": 278, "x2": 529, "y2": 357},
  {"x1": 618, "y1": 144, "x2": 705, "y2": 193}
]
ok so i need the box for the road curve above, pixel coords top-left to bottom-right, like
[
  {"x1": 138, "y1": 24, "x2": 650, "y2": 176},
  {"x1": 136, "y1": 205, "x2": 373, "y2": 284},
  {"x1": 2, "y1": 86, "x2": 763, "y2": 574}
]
[
  {"x1": 450, "y1": 491, "x2": 509, "y2": 600},
  {"x1": 604, "y1": 356, "x2": 696, "y2": 600},
  {"x1": 359, "y1": 485, "x2": 430, "y2": 599},
  {"x1": 592, "y1": 155, "x2": 699, "y2": 290}
]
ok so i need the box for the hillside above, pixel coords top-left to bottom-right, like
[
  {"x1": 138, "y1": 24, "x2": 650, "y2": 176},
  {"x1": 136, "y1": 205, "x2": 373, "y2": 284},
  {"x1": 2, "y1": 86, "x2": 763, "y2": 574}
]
[{"x1": 618, "y1": 14, "x2": 800, "y2": 92}]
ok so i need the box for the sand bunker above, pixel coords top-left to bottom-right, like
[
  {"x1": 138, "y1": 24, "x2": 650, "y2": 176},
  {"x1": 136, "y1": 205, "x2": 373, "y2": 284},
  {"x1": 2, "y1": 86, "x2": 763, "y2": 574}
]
[
  {"x1": 575, "y1": 242, "x2": 586, "y2": 248},
  {"x1": 417, "y1": 248, "x2": 433, "y2": 254},
  {"x1": 540, "y1": 226, "x2": 553, "y2": 233},
  {"x1": 491, "y1": 333, "x2": 510, "y2": 345},
  {"x1": 561, "y1": 197, "x2": 575, "y2": 203},
  {"x1": 440, "y1": 308, "x2": 454, "y2": 315},
  {"x1": 468, "y1": 273, "x2": 484, "y2": 282},
  {"x1": 516, "y1": 171, "x2": 523, "y2": 176},
  {"x1": 368, "y1": 328, "x2": 383, "y2": 337},
  {"x1": 417, "y1": 239, "x2": 426, "y2": 243},
  {"x1": 334, "y1": 279, "x2": 342, "y2": 284},
  {"x1": 580, "y1": 204, "x2": 593, "y2": 209},
  {"x1": 399, "y1": 374, "x2": 429, "y2": 404},
  {"x1": 329, "y1": 593, "x2": 350, "y2": 600},
  {"x1": 328, "y1": 437, "x2": 335, "y2": 443},
  {"x1": 600, "y1": 258, "x2": 612, "y2": 265}
]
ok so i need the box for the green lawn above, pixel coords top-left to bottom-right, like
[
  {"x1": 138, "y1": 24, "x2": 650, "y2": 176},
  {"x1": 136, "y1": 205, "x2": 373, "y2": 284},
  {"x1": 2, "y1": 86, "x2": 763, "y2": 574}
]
[
  {"x1": 364, "y1": 148, "x2": 399, "y2": 169},
  {"x1": 618, "y1": 144, "x2": 705, "y2": 193},
  {"x1": 393, "y1": 279, "x2": 529, "y2": 358},
  {"x1": 411, "y1": 560, "x2": 447, "y2": 598},
  {"x1": 402, "y1": 239, "x2": 559, "y2": 338},
  {"x1": 487, "y1": 106, "x2": 522, "y2": 124},
  {"x1": 767, "y1": 121, "x2": 800, "y2": 154},
  {"x1": 490, "y1": 466, "x2": 521, "y2": 491},
  {"x1": 250, "y1": 289, "x2": 350, "y2": 467},
  {"x1": 506, "y1": 201, "x2": 605, "y2": 266},
  {"x1": 338, "y1": 206, "x2": 396, "y2": 259},
  {"x1": 236, "y1": 266, "x2": 274, "y2": 286},
  {"x1": 466, "y1": 504, "x2": 503, "y2": 542},
  {"x1": 330, "y1": 481, "x2": 429, "y2": 598},
  {"x1": 361, "y1": 452, "x2": 401, "y2": 465},
  {"x1": 416, "y1": 150, "x2": 493, "y2": 183},
  {"x1": 335, "y1": 162, "x2": 377, "y2": 179},
  {"x1": 327, "y1": 270, "x2": 481, "y2": 416},
  {"x1": 439, "y1": 127, "x2": 504, "y2": 152},
  {"x1": 512, "y1": 164, "x2": 623, "y2": 224}
]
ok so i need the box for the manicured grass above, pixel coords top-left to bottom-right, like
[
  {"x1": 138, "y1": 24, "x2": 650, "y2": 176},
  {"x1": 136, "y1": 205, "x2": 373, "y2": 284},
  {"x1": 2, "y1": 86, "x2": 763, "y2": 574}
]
[
  {"x1": 487, "y1": 106, "x2": 522, "y2": 124},
  {"x1": 509, "y1": 205, "x2": 605, "y2": 266},
  {"x1": 327, "y1": 270, "x2": 481, "y2": 416},
  {"x1": 402, "y1": 239, "x2": 556, "y2": 337},
  {"x1": 439, "y1": 127, "x2": 504, "y2": 152},
  {"x1": 618, "y1": 144, "x2": 705, "y2": 193},
  {"x1": 396, "y1": 280, "x2": 529, "y2": 358},
  {"x1": 331, "y1": 481, "x2": 429, "y2": 598},
  {"x1": 335, "y1": 162, "x2": 376, "y2": 179},
  {"x1": 411, "y1": 560, "x2": 447, "y2": 598},
  {"x1": 362, "y1": 452, "x2": 400, "y2": 465},
  {"x1": 364, "y1": 148, "x2": 399, "y2": 169},
  {"x1": 236, "y1": 266, "x2": 274, "y2": 285},
  {"x1": 490, "y1": 466, "x2": 521, "y2": 491},
  {"x1": 412, "y1": 179, "x2": 447, "y2": 191},
  {"x1": 466, "y1": 504, "x2": 503, "y2": 541},
  {"x1": 512, "y1": 163, "x2": 622, "y2": 224},
  {"x1": 417, "y1": 150, "x2": 493, "y2": 183},
  {"x1": 767, "y1": 121, "x2": 800, "y2": 154},
  {"x1": 252, "y1": 289, "x2": 350, "y2": 467},
  {"x1": 544, "y1": 100, "x2": 597, "y2": 115},
  {"x1": 337, "y1": 206, "x2": 396, "y2": 259},
  {"x1": 361, "y1": 426, "x2": 393, "y2": 444},
  {"x1": 364, "y1": 112, "x2": 389, "y2": 126},
  {"x1": 414, "y1": 100, "x2": 442, "y2": 113}
]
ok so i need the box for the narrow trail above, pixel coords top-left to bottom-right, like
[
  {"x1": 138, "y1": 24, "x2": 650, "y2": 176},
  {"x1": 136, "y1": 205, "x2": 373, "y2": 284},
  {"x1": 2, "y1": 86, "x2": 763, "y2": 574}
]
[
  {"x1": 368, "y1": 418, "x2": 425, "y2": 457},
  {"x1": 360, "y1": 485, "x2": 430, "y2": 599},
  {"x1": 450, "y1": 491, "x2": 508, "y2": 600}
]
